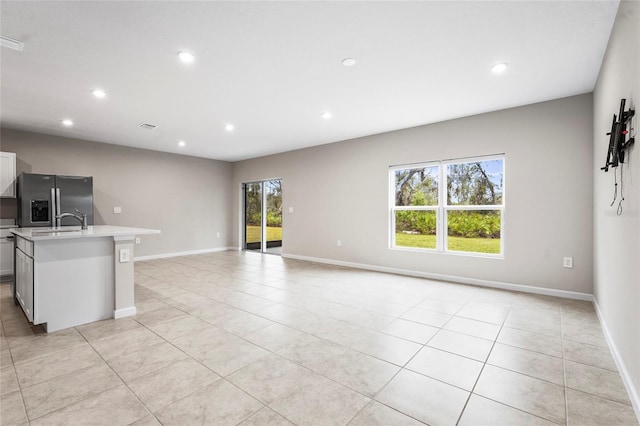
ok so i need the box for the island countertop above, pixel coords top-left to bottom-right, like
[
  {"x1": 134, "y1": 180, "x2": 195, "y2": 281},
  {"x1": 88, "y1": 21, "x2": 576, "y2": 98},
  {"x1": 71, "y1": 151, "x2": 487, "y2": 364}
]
[{"x1": 10, "y1": 225, "x2": 160, "y2": 241}]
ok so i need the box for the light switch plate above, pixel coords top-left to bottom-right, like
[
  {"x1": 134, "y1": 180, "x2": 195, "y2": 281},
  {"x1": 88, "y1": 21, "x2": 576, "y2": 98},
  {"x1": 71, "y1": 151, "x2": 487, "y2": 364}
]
[{"x1": 563, "y1": 257, "x2": 573, "y2": 268}]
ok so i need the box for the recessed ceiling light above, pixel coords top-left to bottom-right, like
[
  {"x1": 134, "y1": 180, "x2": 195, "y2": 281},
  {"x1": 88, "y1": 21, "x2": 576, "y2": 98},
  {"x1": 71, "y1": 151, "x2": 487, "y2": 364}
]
[
  {"x1": 342, "y1": 58, "x2": 356, "y2": 67},
  {"x1": 1, "y1": 36, "x2": 24, "y2": 51},
  {"x1": 225, "y1": 124, "x2": 234, "y2": 132},
  {"x1": 321, "y1": 111, "x2": 332, "y2": 119},
  {"x1": 178, "y1": 51, "x2": 195, "y2": 63},
  {"x1": 491, "y1": 62, "x2": 508, "y2": 73},
  {"x1": 178, "y1": 140, "x2": 186, "y2": 147},
  {"x1": 62, "y1": 119, "x2": 73, "y2": 127},
  {"x1": 92, "y1": 89, "x2": 106, "y2": 98}
]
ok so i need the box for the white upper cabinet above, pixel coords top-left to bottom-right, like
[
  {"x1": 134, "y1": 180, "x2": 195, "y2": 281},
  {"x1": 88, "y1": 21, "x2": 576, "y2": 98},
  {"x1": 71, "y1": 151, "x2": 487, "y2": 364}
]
[{"x1": 0, "y1": 152, "x2": 16, "y2": 198}]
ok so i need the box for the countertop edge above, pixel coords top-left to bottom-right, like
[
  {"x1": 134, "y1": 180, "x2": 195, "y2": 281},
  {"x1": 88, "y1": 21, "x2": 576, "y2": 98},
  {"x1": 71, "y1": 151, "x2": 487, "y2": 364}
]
[{"x1": 10, "y1": 226, "x2": 161, "y2": 241}]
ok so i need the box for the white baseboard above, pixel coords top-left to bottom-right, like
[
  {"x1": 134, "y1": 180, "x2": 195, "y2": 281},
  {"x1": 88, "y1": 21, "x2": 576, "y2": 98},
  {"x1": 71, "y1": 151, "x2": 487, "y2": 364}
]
[
  {"x1": 134, "y1": 247, "x2": 234, "y2": 262},
  {"x1": 282, "y1": 253, "x2": 593, "y2": 301},
  {"x1": 114, "y1": 306, "x2": 136, "y2": 319},
  {"x1": 134, "y1": 248, "x2": 591, "y2": 301},
  {"x1": 593, "y1": 299, "x2": 640, "y2": 420}
]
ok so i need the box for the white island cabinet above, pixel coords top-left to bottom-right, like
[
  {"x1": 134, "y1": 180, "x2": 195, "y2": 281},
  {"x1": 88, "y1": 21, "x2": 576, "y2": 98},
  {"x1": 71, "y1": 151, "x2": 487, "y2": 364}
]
[
  {"x1": 15, "y1": 236, "x2": 34, "y2": 321},
  {"x1": 11, "y1": 225, "x2": 160, "y2": 332},
  {"x1": 1, "y1": 226, "x2": 16, "y2": 277}
]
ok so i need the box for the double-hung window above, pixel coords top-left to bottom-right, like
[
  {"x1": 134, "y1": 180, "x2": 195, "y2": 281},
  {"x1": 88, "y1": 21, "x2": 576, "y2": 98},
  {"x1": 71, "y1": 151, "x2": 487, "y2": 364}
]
[{"x1": 390, "y1": 155, "x2": 504, "y2": 256}]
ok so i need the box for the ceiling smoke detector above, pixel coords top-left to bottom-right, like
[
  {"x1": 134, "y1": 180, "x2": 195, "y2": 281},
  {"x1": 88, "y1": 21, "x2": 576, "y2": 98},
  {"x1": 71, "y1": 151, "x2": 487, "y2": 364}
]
[{"x1": 138, "y1": 123, "x2": 157, "y2": 130}]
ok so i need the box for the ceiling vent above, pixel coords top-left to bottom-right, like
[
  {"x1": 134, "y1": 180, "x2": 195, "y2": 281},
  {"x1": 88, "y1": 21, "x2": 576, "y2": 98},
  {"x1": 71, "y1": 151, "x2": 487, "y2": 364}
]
[
  {"x1": 138, "y1": 123, "x2": 157, "y2": 130},
  {"x1": 1, "y1": 36, "x2": 24, "y2": 51}
]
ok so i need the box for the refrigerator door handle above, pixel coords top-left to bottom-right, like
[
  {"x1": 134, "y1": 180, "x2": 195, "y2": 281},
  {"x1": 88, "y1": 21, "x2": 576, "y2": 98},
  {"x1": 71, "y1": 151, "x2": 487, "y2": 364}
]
[
  {"x1": 51, "y1": 187, "x2": 57, "y2": 227},
  {"x1": 55, "y1": 187, "x2": 61, "y2": 227}
]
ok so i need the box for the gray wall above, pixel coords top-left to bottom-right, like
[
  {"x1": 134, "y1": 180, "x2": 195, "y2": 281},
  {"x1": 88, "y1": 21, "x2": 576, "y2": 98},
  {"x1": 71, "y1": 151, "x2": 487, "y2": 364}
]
[
  {"x1": 0, "y1": 128, "x2": 233, "y2": 257},
  {"x1": 232, "y1": 94, "x2": 594, "y2": 294},
  {"x1": 593, "y1": 0, "x2": 640, "y2": 411}
]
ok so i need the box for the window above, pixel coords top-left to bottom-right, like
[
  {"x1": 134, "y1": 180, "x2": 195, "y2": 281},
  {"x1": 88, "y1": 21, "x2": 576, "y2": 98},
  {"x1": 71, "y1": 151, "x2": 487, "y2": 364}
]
[{"x1": 390, "y1": 155, "x2": 504, "y2": 256}]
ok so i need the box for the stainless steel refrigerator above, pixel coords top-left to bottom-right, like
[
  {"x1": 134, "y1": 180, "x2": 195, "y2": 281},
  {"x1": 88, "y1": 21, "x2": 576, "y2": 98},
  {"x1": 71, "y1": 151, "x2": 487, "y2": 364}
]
[{"x1": 17, "y1": 173, "x2": 94, "y2": 228}]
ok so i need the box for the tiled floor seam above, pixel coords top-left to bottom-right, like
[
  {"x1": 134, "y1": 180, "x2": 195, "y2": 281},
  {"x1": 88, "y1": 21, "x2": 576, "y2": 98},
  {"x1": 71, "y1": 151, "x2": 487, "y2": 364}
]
[
  {"x1": 345, "y1": 401, "x2": 429, "y2": 426},
  {"x1": 365, "y1": 317, "x2": 448, "y2": 424},
  {"x1": 466, "y1": 395, "x2": 567, "y2": 426},
  {"x1": 453, "y1": 304, "x2": 568, "y2": 426},
  {"x1": 564, "y1": 384, "x2": 634, "y2": 407},
  {"x1": 453, "y1": 306, "x2": 506, "y2": 425},
  {"x1": 9, "y1": 348, "x2": 30, "y2": 426},
  {"x1": 78, "y1": 326, "x2": 162, "y2": 425},
  {"x1": 495, "y1": 339, "x2": 563, "y2": 359},
  {"x1": 560, "y1": 309, "x2": 570, "y2": 425},
  {"x1": 25, "y1": 379, "x2": 123, "y2": 423},
  {"x1": 204, "y1": 316, "x2": 387, "y2": 411},
  {"x1": 123, "y1": 307, "x2": 340, "y2": 421},
  {"x1": 469, "y1": 304, "x2": 570, "y2": 426}
]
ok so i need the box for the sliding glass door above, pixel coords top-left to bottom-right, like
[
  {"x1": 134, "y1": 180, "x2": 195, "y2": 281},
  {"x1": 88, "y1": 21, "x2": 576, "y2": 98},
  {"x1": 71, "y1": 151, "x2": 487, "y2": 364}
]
[
  {"x1": 244, "y1": 182, "x2": 263, "y2": 251},
  {"x1": 243, "y1": 179, "x2": 282, "y2": 254}
]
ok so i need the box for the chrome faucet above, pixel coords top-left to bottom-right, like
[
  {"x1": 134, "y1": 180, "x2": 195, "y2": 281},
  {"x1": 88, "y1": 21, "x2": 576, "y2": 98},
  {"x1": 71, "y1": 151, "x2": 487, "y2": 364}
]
[{"x1": 56, "y1": 209, "x2": 88, "y2": 230}]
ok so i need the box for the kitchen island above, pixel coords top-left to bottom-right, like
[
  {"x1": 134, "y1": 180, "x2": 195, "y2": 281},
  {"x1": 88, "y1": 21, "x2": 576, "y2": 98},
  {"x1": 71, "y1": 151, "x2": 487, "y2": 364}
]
[{"x1": 11, "y1": 225, "x2": 160, "y2": 332}]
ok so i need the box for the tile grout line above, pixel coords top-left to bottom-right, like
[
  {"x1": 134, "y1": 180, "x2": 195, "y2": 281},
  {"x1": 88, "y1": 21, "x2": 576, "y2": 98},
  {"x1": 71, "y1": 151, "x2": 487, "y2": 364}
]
[
  {"x1": 69, "y1": 328, "x2": 159, "y2": 425},
  {"x1": 364, "y1": 299, "x2": 470, "y2": 426},
  {"x1": 20, "y1": 364, "x2": 123, "y2": 423},
  {"x1": 131, "y1": 295, "x2": 315, "y2": 426},
  {"x1": 560, "y1": 309, "x2": 569, "y2": 425},
  {"x1": 453, "y1": 300, "x2": 510, "y2": 426},
  {"x1": 0, "y1": 309, "x2": 31, "y2": 426},
  {"x1": 455, "y1": 301, "x2": 569, "y2": 426},
  {"x1": 127, "y1": 316, "x2": 270, "y2": 417},
  {"x1": 112, "y1": 314, "x2": 282, "y2": 424}
]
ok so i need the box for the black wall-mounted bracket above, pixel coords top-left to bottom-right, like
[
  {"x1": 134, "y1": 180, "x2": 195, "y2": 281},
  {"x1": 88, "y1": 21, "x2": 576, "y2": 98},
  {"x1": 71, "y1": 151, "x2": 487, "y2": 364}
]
[{"x1": 601, "y1": 99, "x2": 635, "y2": 172}]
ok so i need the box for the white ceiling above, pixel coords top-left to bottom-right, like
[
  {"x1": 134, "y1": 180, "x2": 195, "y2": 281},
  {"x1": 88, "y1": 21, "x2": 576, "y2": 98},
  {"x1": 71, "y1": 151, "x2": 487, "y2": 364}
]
[{"x1": 0, "y1": 1, "x2": 619, "y2": 162}]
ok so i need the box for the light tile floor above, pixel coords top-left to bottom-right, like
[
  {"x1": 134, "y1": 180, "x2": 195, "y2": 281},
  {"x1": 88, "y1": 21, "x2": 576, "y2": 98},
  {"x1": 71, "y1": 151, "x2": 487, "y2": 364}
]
[{"x1": 0, "y1": 251, "x2": 638, "y2": 425}]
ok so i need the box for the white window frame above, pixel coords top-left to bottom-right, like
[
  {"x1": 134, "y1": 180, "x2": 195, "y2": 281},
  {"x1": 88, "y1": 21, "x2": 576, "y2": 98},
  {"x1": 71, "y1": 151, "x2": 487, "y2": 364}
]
[
  {"x1": 389, "y1": 154, "x2": 505, "y2": 258},
  {"x1": 389, "y1": 161, "x2": 441, "y2": 252}
]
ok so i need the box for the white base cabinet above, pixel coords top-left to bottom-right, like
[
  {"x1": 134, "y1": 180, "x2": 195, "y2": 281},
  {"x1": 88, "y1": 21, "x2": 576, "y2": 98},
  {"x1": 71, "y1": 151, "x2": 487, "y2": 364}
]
[
  {"x1": 1, "y1": 229, "x2": 14, "y2": 276},
  {"x1": 15, "y1": 239, "x2": 34, "y2": 322}
]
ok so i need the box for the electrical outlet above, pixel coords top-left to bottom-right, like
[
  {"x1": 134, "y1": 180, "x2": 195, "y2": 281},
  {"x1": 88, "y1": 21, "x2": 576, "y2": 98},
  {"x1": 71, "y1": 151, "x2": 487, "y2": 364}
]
[
  {"x1": 289, "y1": 206, "x2": 294, "y2": 213},
  {"x1": 337, "y1": 239, "x2": 342, "y2": 247},
  {"x1": 135, "y1": 237, "x2": 141, "y2": 244},
  {"x1": 119, "y1": 248, "x2": 130, "y2": 263},
  {"x1": 216, "y1": 232, "x2": 220, "y2": 238},
  {"x1": 563, "y1": 257, "x2": 573, "y2": 268},
  {"x1": 113, "y1": 206, "x2": 122, "y2": 214}
]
